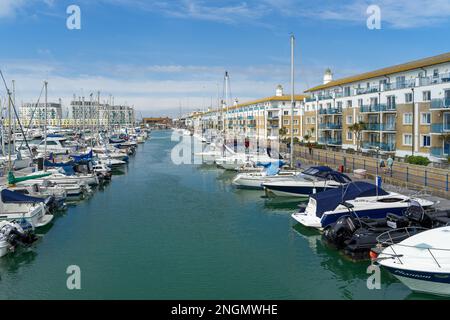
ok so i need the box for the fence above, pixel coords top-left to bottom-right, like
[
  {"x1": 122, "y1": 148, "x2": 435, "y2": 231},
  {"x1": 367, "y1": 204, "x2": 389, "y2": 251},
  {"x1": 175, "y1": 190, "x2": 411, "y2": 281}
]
[{"x1": 284, "y1": 145, "x2": 450, "y2": 199}]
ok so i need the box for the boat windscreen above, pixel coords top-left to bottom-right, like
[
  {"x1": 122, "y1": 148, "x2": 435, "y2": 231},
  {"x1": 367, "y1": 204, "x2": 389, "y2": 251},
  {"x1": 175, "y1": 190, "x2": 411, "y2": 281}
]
[{"x1": 310, "y1": 181, "x2": 389, "y2": 218}]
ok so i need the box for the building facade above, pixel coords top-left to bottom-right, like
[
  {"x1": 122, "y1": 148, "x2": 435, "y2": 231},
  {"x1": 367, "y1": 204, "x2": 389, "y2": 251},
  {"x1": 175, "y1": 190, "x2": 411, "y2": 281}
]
[
  {"x1": 304, "y1": 52, "x2": 450, "y2": 162},
  {"x1": 197, "y1": 85, "x2": 307, "y2": 141},
  {"x1": 70, "y1": 100, "x2": 135, "y2": 126},
  {"x1": 189, "y1": 52, "x2": 450, "y2": 163},
  {"x1": 20, "y1": 102, "x2": 63, "y2": 127}
]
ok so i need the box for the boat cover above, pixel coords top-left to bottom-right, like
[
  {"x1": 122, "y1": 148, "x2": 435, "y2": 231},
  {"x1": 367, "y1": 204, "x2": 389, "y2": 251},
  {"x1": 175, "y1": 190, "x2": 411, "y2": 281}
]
[
  {"x1": 310, "y1": 181, "x2": 389, "y2": 218},
  {"x1": 45, "y1": 160, "x2": 74, "y2": 167},
  {"x1": 1, "y1": 189, "x2": 44, "y2": 203},
  {"x1": 70, "y1": 150, "x2": 93, "y2": 162}
]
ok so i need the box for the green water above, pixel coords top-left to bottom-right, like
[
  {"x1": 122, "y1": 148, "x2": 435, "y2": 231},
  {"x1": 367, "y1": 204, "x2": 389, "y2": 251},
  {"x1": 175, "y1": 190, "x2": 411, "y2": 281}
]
[{"x1": 0, "y1": 131, "x2": 434, "y2": 299}]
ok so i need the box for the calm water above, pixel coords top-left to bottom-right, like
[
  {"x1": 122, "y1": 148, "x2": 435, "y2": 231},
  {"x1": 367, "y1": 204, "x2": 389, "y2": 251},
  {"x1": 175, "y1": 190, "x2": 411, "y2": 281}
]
[{"x1": 0, "y1": 131, "x2": 435, "y2": 299}]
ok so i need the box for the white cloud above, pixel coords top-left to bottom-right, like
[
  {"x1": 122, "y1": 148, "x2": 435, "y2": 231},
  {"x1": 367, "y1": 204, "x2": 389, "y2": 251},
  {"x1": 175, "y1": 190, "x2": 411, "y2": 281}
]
[{"x1": 0, "y1": 0, "x2": 25, "y2": 18}]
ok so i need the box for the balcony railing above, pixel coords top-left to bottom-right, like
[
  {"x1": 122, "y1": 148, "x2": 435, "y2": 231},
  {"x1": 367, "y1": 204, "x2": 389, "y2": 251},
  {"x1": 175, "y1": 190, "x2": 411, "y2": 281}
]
[
  {"x1": 319, "y1": 108, "x2": 342, "y2": 115},
  {"x1": 430, "y1": 147, "x2": 449, "y2": 158},
  {"x1": 431, "y1": 123, "x2": 450, "y2": 134},
  {"x1": 431, "y1": 98, "x2": 450, "y2": 109},
  {"x1": 319, "y1": 137, "x2": 342, "y2": 145},
  {"x1": 363, "y1": 141, "x2": 396, "y2": 152},
  {"x1": 318, "y1": 95, "x2": 333, "y2": 101},
  {"x1": 319, "y1": 123, "x2": 342, "y2": 130},
  {"x1": 363, "y1": 123, "x2": 396, "y2": 131}
]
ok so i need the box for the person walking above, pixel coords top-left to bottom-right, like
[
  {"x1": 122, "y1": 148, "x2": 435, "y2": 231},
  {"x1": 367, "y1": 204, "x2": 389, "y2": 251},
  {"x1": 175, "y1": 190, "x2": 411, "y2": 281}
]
[
  {"x1": 387, "y1": 156, "x2": 394, "y2": 176},
  {"x1": 379, "y1": 158, "x2": 386, "y2": 173}
]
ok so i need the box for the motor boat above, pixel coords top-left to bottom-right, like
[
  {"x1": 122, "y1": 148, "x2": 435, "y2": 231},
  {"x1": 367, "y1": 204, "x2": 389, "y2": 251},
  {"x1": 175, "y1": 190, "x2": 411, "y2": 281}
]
[
  {"x1": 0, "y1": 188, "x2": 53, "y2": 228},
  {"x1": 232, "y1": 160, "x2": 299, "y2": 189},
  {"x1": 36, "y1": 137, "x2": 78, "y2": 155},
  {"x1": 376, "y1": 226, "x2": 450, "y2": 296},
  {"x1": 323, "y1": 201, "x2": 444, "y2": 260},
  {"x1": 96, "y1": 157, "x2": 126, "y2": 167},
  {"x1": 15, "y1": 179, "x2": 85, "y2": 198},
  {"x1": 215, "y1": 152, "x2": 275, "y2": 171},
  {"x1": 9, "y1": 184, "x2": 67, "y2": 211},
  {"x1": 194, "y1": 143, "x2": 231, "y2": 165},
  {"x1": 0, "y1": 220, "x2": 37, "y2": 258},
  {"x1": 92, "y1": 162, "x2": 112, "y2": 180},
  {"x1": 291, "y1": 181, "x2": 434, "y2": 230},
  {"x1": 262, "y1": 166, "x2": 351, "y2": 198},
  {"x1": 22, "y1": 168, "x2": 99, "y2": 186}
]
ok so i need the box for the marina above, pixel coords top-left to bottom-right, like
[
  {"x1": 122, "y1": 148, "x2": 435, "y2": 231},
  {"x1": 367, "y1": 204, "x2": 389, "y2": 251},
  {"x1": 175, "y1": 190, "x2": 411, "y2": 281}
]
[{"x1": 0, "y1": 129, "x2": 448, "y2": 299}]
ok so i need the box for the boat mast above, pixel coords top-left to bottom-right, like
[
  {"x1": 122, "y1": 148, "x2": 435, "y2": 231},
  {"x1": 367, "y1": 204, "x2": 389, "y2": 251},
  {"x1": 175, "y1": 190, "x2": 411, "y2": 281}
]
[
  {"x1": 7, "y1": 87, "x2": 12, "y2": 171},
  {"x1": 97, "y1": 91, "x2": 100, "y2": 145},
  {"x1": 12, "y1": 80, "x2": 16, "y2": 153},
  {"x1": 44, "y1": 81, "x2": 48, "y2": 172},
  {"x1": 290, "y1": 34, "x2": 295, "y2": 168}
]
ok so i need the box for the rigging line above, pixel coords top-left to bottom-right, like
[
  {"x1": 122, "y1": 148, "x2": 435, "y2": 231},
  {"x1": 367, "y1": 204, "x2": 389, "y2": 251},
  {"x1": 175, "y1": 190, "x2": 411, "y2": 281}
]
[
  {"x1": 0, "y1": 69, "x2": 33, "y2": 154},
  {"x1": 18, "y1": 82, "x2": 45, "y2": 149}
]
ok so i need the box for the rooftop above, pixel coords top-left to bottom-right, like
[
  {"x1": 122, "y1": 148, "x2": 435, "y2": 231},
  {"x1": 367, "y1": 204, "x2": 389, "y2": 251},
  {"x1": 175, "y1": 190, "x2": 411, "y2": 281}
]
[{"x1": 305, "y1": 52, "x2": 450, "y2": 93}]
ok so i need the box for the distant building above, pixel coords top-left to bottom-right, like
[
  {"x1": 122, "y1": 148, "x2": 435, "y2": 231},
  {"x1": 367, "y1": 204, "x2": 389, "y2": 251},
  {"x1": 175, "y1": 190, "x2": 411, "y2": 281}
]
[
  {"x1": 20, "y1": 102, "x2": 63, "y2": 126},
  {"x1": 143, "y1": 117, "x2": 172, "y2": 126},
  {"x1": 70, "y1": 100, "x2": 135, "y2": 126}
]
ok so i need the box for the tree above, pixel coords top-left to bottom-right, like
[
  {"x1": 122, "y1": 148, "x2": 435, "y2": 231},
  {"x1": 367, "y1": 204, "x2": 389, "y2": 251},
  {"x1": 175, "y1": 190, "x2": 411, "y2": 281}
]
[
  {"x1": 348, "y1": 121, "x2": 366, "y2": 153},
  {"x1": 279, "y1": 127, "x2": 288, "y2": 138}
]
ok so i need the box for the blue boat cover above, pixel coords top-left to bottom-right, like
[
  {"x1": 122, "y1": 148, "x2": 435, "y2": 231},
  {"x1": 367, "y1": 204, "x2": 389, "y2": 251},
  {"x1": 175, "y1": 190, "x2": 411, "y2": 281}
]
[
  {"x1": 62, "y1": 166, "x2": 76, "y2": 176},
  {"x1": 302, "y1": 166, "x2": 351, "y2": 184},
  {"x1": 70, "y1": 150, "x2": 93, "y2": 162},
  {"x1": 310, "y1": 181, "x2": 389, "y2": 218},
  {"x1": 1, "y1": 189, "x2": 44, "y2": 203},
  {"x1": 45, "y1": 160, "x2": 74, "y2": 167}
]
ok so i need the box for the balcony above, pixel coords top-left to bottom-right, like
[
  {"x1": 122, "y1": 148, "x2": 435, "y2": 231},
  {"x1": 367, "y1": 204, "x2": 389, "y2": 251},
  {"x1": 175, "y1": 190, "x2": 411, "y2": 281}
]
[
  {"x1": 363, "y1": 123, "x2": 396, "y2": 131},
  {"x1": 305, "y1": 97, "x2": 316, "y2": 102},
  {"x1": 267, "y1": 115, "x2": 279, "y2": 120},
  {"x1": 318, "y1": 95, "x2": 333, "y2": 101},
  {"x1": 430, "y1": 147, "x2": 449, "y2": 159},
  {"x1": 319, "y1": 108, "x2": 342, "y2": 115},
  {"x1": 356, "y1": 86, "x2": 379, "y2": 95},
  {"x1": 363, "y1": 141, "x2": 396, "y2": 152},
  {"x1": 431, "y1": 98, "x2": 450, "y2": 110},
  {"x1": 319, "y1": 123, "x2": 342, "y2": 130},
  {"x1": 431, "y1": 123, "x2": 450, "y2": 134},
  {"x1": 319, "y1": 137, "x2": 342, "y2": 145}
]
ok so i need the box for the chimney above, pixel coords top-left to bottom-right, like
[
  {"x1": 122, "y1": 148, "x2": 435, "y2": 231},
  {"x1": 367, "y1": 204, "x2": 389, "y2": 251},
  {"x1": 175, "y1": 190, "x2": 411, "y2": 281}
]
[
  {"x1": 323, "y1": 68, "x2": 333, "y2": 84},
  {"x1": 275, "y1": 84, "x2": 283, "y2": 97}
]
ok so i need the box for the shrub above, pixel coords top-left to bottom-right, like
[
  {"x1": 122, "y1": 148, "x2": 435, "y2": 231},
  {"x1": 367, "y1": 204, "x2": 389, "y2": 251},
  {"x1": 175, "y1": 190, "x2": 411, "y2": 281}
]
[{"x1": 405, "y1": 155, "x2": 431, "y2": 166}]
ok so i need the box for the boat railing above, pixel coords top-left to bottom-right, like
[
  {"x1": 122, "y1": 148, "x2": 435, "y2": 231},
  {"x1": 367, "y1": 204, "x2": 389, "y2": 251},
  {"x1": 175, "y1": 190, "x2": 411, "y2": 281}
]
[{"x1": 377, "y1": 229, "x2": 450, "y2": 268}]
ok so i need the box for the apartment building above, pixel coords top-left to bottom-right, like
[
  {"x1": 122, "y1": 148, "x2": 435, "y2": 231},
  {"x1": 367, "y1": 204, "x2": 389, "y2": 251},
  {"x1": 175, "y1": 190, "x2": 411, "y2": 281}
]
[
  {"x1": 20, "y1": 102, "x2": 63, "y2": 127},
  {"x1": 70, "y1": 99, "x2": 135, "y2": 126},
  {"x1": 304, "y1": 52, "x2": 450, "y2": 162},
  {"x1": 199, "y1": 85, "x2": 307, "y2": 141}
]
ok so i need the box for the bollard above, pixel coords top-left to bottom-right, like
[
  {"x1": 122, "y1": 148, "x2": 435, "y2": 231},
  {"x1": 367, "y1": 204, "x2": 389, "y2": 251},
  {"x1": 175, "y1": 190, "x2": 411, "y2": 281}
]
[
  {"x1": 406, "y1": 167, "x2": 409, "y2": 183},
  {"x1": 424, "y1": 170, "x2": 428, "y2": 187},
  {"x1": 447, "y1": 173, "x2": 449, "y2": 192}
]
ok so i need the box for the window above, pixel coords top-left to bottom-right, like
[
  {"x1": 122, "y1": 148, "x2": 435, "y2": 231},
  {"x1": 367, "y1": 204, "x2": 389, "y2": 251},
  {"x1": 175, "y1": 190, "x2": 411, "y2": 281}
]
[
  {"x1": 347, "y1": 100, "x2": 352, "y2": 108},
  {"x1": 283, "y1": 120, "x2": 289, "y2": 125},
  {"x1": 306, "y1": 117, "x2": 311, "y2": 124},
  {"x1": 370, "y1": 97, "x2": 378, "y2": 106},
  {"x1": 403, "y1": 113, "x2": 413, "y2": 125},
  {"x1": 433, "y1": 69, "x2": 439, "y2": 77},
  {"x1": 346, "y1": 115, "x2": 353, "y2": 124},
  {"x1": 293, "y1": 120, "x2": 298, "y2": 125},
  {"x1": 294, "y1": 129, "x2": 299, "y2": 134},
  {"x1": 444, "y1": 113, "x2": 450, "y2": 131},
  {"x1": 311, "y1": 117, "x2": 316, "y2": 124},
  {"x1": 422, "y1": 91, "x2": 431, "y2": 101},
  {"x1": 421, "y1": 135, "x2": 431, "y2": 147},
  {"x1": 337, "y1": 101, "x2": 343, "y2": 108},
  {"x1": 358, "y1": 99, "x2": 363, "y2": 107},
  {"x1": 420, "y1": 112, "x2": 431, "y2": 125},
  {"x1": 283, "y1": 111, "x2": 289, "y2": 115},
  {"x1": 326, "y1": 103, "x2": 332, "y2": 108},
  {"x1": 347, "y1": 131, "x2": 353, "y2": 140},
  {"x1": 387, "y1": 95, "x2": 396, "y2": 109},
  {"x1": 344, "y1": 87, "x2": 351, "y2": 97},
  {"x1": 403, "y1": 134, "x2": 413, "y2": 146},
  {"x1": 405, "y1": 93, "x2": 413, "y2": 103}
]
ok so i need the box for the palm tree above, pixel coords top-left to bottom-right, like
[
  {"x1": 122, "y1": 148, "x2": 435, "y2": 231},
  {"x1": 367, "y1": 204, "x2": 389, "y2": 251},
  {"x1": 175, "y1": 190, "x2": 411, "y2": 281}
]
[{"x1": 348, "y1": 121, "x2": 366, "y2": 153}]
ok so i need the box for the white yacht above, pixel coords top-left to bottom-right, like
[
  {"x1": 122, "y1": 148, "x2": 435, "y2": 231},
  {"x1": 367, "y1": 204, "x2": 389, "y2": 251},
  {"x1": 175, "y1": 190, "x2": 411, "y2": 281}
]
[
  {"x1": 0, "y1": 188, "x2": 53, "y2": 228},
  {"x1": 291, "y1": 181, "x2": 434, "y2": 229},
  {"x1": 377, "y1": 226, "x2": 450, "y2": 296}
]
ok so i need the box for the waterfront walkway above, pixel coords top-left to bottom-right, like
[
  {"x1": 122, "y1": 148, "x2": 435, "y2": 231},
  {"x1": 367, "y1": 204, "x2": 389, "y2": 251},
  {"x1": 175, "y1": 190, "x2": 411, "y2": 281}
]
[{"x1": 282, "y1": 145, "x2": 450, "y2": 199}]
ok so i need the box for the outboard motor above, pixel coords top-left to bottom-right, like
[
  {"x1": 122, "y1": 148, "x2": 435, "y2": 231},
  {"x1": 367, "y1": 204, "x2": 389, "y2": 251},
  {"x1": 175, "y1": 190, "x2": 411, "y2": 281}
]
[{"x1": 323, "y1": 216, "x2": 357, "y2": 249}]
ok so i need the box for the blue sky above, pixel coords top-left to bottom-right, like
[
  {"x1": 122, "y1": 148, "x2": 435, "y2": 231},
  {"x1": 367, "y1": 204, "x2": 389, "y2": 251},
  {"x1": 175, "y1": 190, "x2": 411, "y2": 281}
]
[{"x1": 1, "y1": 0, "x2": 450, "y2": 117}]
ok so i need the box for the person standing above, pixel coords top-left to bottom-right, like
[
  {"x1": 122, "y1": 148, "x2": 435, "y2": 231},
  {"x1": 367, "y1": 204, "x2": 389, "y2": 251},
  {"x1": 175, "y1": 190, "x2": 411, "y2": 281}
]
[{"x1": 387, "y1": 156, "x2": 394, "y2": 175}]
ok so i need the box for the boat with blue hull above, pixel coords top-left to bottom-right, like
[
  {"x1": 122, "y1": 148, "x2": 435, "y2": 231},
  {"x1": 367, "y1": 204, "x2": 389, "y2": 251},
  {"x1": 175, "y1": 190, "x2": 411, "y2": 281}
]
[
  {"x1": 376, "y1": 226, "x2": 450, "y2": 296},
  {"x1": 262, "y1": 166, "x2": 351, "y2": 198},
  {"x1": 291, "y1": 182, "x2": 434, "y2": 229}
]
